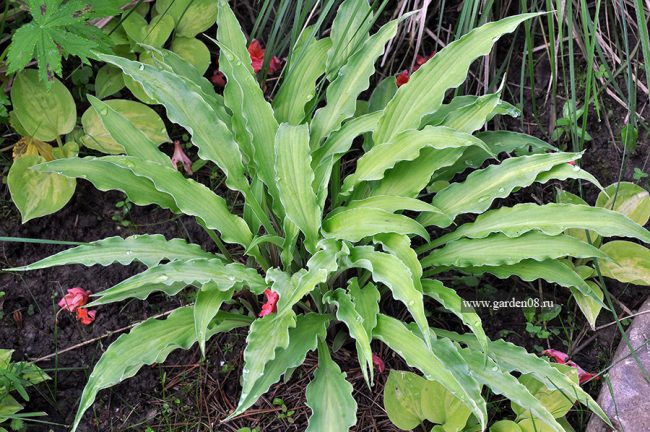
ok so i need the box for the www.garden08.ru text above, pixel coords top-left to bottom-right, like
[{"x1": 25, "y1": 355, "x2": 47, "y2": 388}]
[{"x1": 462, "y1": 297, "x2": 556, "y2": 311}]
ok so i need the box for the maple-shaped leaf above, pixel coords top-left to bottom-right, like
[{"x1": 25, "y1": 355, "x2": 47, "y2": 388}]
[{"x1": 6, "y1": 0, "x2": 119, "y2": 85}]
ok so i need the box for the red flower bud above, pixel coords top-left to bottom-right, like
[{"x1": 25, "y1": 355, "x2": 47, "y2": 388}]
[
  {"x1": 58, "y1": 287, "x2": 91, "y2": 312},
  {"x1": 259, "y1": 289, "x2": 279, "y2": 317},
  {"x1": 372, "y1": 353, "x2": 385, "y2": 373}
]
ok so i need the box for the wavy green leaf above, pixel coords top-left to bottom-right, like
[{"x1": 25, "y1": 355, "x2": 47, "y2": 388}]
[
  {"x1": 274, "y1": 240, "x2": 348, "y2": 314},
  {"x1": 424, "y1": 152, "x2": 582, "y2": 224},
  {"x1": 98, "y1": 157, "x2": 252, "y2": 247},
  {"x1": 459, "y1": 259, "x2": 601, "y2": 304},
  {"x1": 219, "y1": 45, "x2": 282, "y2": 206},
  {"x1": 35, "y1": 156, "x2": 179, "y2": 212},
  {"x1": 305, "y1": 339, "x2": 357, "y2": 432},
  {"x1": 535, "y1": 163, "x2": 604, "y2": 191},
  {"x1": 428, "y1": 203, "x2": 650, "y2": 248},
  {"x1": 446, "y1": 329, "x2": 608, "y2": 426},
  {"x1": 311, "y1": 111, "x2": 382, "y2": 206},
  {"x1": 434, "y1": 328, "x2": 610, "y2": 426},
  {"x1": 326, "y1": 0, "x2": 372, "y2": 79},
  {"x1": 215, "y1": 0, "x2": 254, "y2": 73},
  {"x1": 345, "y1": 246, "x2": 430, "y2": 349},
  {"x1": 348, "y1": 278, "x2": 380, "y2": 337},
  {"x1": 371, "y1": 148, "x2": 465, "y2": 198},
  {"x1": 312, "y1": 111, "x2": 382, "y2": 168},
  {"x1": 421, "y1": 279, "x2": 487, "y2": 353},
  {"x1": 341, "y1": 126, "x2": 490, "y2": 196},
  {"x1": 229, "y1": 313, "x2": 330, "y2": 418},
  {"x1": 87, "y1": 259, "x2": 263, "y2": 306},
  {"x1": 71, "y1": 307, "x2": 251, "y2": 432},
  {"x1": 324, "y1": 288, "x2": 373, "y2": 384},
  {"x1": 323, "y1": 208, "x2": 429, "y2": 242},
  {"x1": 422, "y1": 232, "x2": 607, "y2": 268},
  {"x1": 423, "y1": 93, "x2": 518, "y2": 129},
  {"x1": 341, "y1": 196, "x2": 451, "y2": 227},
  {"x1": 572, "y1": 281, "x2": 604, "y2": 330},
  {"x1": 274, "y1": 37, "x2": 332, "y2": 124},
  {"x1": 373, "y1": 315, "x2": 487, "y2": 429},
  {"x1": 455, "y1": 346, "x2": 564, "y2": 432},
  {"x1": 428, "y1": 92, "x2": 502, "y2": 134},
  {"x1": 195, "y1": 284, "x2": 234, "y2": 355},
  {"x1": 375, "y1": 233, "x2": 422, "y2": 291},
  {"x1": 146, "y1": 47, "x2": 228, "y2": 122},
  {"x1": 96, "y1": 53, "x2": 249, "y2": 193},
  {"x1": 6, "y1": 234, "x2": 214, "y2": 271},
  {"x1": 310, "y1": 15, "x2": 404, "y2": 146},
  {"x1": 275, "y1": 123, "x2": 321, "y2": 252},
  {"x1": 373, "y1": 13, "x2": 540, "y2": 145},
  {"x1": 240, "y1": 311, "x2": 297, "y2": 403}
]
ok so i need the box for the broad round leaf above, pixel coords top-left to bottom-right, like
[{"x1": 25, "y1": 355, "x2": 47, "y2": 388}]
[
  {"x1": 171, "y1": 37, "x2": 211, "y2": 75},
  {"x1": 122, "y1": 12, "x2": 175, "y2": 48},
  {"x1": 383, "y1": 369, "x2": 472, "y2": 430},
  {"x1": 511, "y1": 364, "x2": 578, "y2": 420},
  {"x1": 491, "y1": 420, "x2": 524, "y2": 432},
  {"x1": 596, "y1": 182, "x2": 650, "y2": 226},
  {"x1": 155, "y1": 0, "x2": 218, "y2": 37},
  {"x1": 571, "y1": 281, "x2": 603, "y2": 330},
  {"x1": 8, "y1": 155, "x2": 76, "y2": 223},
  {"x1": 599, "y1": 240, "x2": 650, "y2": 285},
  {"x1": 81, "y1": 99, "x2": 170, "y2": 154},
  {"x1": 95, "y1": 65, "x2": 125, "y2": 99},
  {"x1": 11, "y1": 70, "x2": 76, "y2": 141}
]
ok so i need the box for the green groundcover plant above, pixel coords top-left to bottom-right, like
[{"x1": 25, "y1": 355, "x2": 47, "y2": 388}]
[{"x1": 7, "y1": 1, "x2": 650, "y2": 430}]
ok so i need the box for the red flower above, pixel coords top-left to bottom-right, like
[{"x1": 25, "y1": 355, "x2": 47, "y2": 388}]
[
  {"x1": 248, "y1": 39, "x2": 265, "y2": 73},
  {"x1": 542, "y1": 349, "x2": 599, "y2": 385},
  {"x1": 171, "y1": 140, "x2": 193, "y2": 175},
  {"x1": 211, "y1": 70, "x2": 226, "y2": 88},
  {"x1": 415, "y1": 52, "x2": 436, "y2": 69},
  {"x1": 259, "y1": 289, "x2": 279, "y2": 317},
  {"x1": 58, "y1": 288, "x2": 91, "y2": 312},
  {"x1": 568, "y1": 160, "x2": 577, "y2": 166},
  {"x1": 268, "y1": 55, "x2": 283, "y2": 75},
  {"x1": 372, "y1": 353, "x2": 385, "y2": 373},
  {"x1": 212, "y1": 40, "x2": 282, "y2": 88},
  {"x1": 395, "y1": 70, "x2": 410, "y2": 87},
  {"x1": 573, "y1": 366, "x2": 598, "y2": 385},
  {"x1": 75, "y1": 308, "x2": 96, "y2": 326},
  {"x1": 542, "y1": 349, "x2": 570, "y2": 363},
  {"x1": 395, "y1": 52, "x2": 436, "y2": 87},
  {"x1": 248, "y1": 39, "x2": 282, "y2": 74}
]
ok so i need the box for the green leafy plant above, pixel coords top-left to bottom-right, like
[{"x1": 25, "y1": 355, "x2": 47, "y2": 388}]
[
  {"x1": 555, "y1": 182, "x2": 650, "y2": 329},
  {"x1": 523, "y1": 302, "x2": 561, "y2": 345},
  {"x1": 6, "y1": 0, "x2": 121, "y2": 84},
  {"x1": 98, "y1": 0, "x2": 217, "y2": 103},
  {"x1": 9, "y1": 1, "x2": 650, "y2": 430},
  {"x1": 384, "y1": 359, "x2": 582, "y2": 432},
  {"x1": 7, "y1": 70, "x2": 79, "y2": 223},
  {"x1": 550, "y1": 101, "x2": 592, "y2": 145},
  {"x1": 0, "y1": 349, "x2": 49, "y2": 431}
]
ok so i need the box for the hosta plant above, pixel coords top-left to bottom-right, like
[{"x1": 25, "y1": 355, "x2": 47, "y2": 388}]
[
  {"x1": 384, "y1": 360, "x2": 582, "y2": 432},
  {"x1": 9, "y1": 1, "x2": 650, "y2": 430}
]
